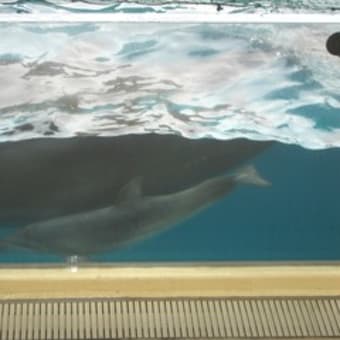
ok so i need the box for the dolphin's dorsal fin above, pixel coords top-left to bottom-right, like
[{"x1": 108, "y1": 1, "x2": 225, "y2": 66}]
[{"x1": 117, "y1": 177, "x2": 143, "y2": 203}]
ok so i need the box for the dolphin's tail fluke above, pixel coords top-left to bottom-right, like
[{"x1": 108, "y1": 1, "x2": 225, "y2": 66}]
[{"x1": 235, "y1": 165, "x2": 271, "y2": 187}]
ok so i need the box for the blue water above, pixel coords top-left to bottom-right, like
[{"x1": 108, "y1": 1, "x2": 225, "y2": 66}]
[
  {"x1": 1, "y1": 141, "x2": 339, "y2": 263},
  {"x1": 92, "y1": 144, "x2": 340, "y2": 262}
]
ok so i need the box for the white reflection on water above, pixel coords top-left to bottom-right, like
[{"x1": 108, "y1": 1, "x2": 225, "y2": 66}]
[{"x1": 0, "y1": 23, "x2": 339, "y2": 149}]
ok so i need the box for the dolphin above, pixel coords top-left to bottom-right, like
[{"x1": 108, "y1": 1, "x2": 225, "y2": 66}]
[
  {"x1": 0, "y1": 134, "x2": 273, "y2": 225},
  {"x1": 1, "y1": 165, "x2": 270, "y2": 257}
]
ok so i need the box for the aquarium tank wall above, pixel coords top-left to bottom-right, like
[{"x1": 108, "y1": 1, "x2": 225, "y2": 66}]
[{"x1": 0, "y1": 0, "x2": 339, "y2": 265}]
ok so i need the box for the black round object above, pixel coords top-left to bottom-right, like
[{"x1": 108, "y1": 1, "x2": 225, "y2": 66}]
[{"x1": 326, "y1": 32, "x2": 340, "y2": 56}]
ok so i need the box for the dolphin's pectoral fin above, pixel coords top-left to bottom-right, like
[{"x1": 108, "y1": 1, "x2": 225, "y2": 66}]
[{"x1": 117, "y1": 176, "x2": 143, "y2": 203}]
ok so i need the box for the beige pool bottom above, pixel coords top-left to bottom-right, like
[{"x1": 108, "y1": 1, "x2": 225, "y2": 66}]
[{"x1": 0, "y1": 264, "x2": 340, "y2": 299}]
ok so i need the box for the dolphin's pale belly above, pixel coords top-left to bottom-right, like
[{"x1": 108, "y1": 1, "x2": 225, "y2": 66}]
[
  {"x1": 8, "y1": 202, "x2": 186, "y2": 256},
  {"x1": 8, "y1": 207, "x2": 141, "y2": 256},
  {"x1": 4, "y1": 199, "x2": 181, "y2": 256}
]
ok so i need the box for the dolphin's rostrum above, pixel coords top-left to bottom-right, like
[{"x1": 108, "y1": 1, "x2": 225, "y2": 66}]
[{"x1": 2, "y1": 165, "x2": 270, "y2": 257}]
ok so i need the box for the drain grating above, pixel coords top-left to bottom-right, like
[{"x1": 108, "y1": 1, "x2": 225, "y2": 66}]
[{"x1": 1, "y1": 296, "x2": 340, "y2": 339}]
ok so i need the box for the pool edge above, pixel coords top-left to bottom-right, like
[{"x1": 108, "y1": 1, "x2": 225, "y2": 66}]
[{"x1": 1, "y1": 264, "x2": 340, "y2": 299}]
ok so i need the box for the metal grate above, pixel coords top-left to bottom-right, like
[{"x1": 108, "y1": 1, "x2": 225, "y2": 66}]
[{"x1": 1, "y1": 297, "x2": 340, "y2": 339}]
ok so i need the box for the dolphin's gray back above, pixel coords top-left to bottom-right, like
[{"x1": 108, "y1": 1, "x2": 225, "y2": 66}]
[{"x1": 141, "y1": 175, "x2": 236, "y2": 227}]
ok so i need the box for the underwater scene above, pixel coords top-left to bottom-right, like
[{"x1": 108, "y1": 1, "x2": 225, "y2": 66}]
[{"x1": 0, "y1": 18, "x2": 339, "y2": 264}]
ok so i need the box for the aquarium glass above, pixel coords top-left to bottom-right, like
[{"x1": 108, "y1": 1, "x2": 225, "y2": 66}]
[{"x1": 0, "y1": 0, "x2": 339, "y2": 264}]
